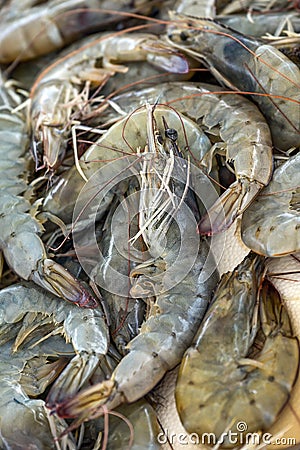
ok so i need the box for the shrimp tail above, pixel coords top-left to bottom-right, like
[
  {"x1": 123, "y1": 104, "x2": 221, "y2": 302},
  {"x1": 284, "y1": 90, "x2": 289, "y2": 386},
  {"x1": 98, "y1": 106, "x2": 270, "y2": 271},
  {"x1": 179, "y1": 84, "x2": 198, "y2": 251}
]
[
  {"x1": 145, "y1": 43, "x2": 190, "y2": 73},
  {"x1": 51, "y1": 379, "x2": 117, "y2": 420},
  {"x1": 46, "y1": 353, "x2": 102, "y2": 409},
  {"x1": 198, "y1": 179, "x2": 262, "y2": 235},
  {"x1": 31, "y1": 259, "x2": 98, "y2": 308}
]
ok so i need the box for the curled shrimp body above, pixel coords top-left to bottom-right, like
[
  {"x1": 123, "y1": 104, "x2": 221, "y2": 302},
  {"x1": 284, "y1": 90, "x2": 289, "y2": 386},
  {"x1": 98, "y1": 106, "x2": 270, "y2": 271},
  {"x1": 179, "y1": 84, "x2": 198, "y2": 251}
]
[
  {"x1": 43, "y1": 104, "x2": 211, "y2": 223},
  {"x1": 167, "y1": 14, "x2": 300, "y2": 151},
  {"x1": 175, "y1": 254, "x2": 299, "y2": 445},
  {"x1": 241, "y1": 152, "x2": 300, "y2": 257},
  {"x1": 29, "y1": 32, "x2": 189, "y2": 172},
  {"x1": 0, "y1": 281, "x2": 109, "y2": 421},
  {"x1": 0, "y1": 0, "x2": 151, "y2": 63},
  {"x1": 0, "y1": 72, "x2": 97, "y2": 307},
  {"x1": 0, "y1": 281, "x2": 110, "y2": 449},
  {"x1": 98, "y1": 81, "x2": 273, "y2": 233},
  {"x1": 0, "y1": 341, "x2": 74, "y2": 450}
]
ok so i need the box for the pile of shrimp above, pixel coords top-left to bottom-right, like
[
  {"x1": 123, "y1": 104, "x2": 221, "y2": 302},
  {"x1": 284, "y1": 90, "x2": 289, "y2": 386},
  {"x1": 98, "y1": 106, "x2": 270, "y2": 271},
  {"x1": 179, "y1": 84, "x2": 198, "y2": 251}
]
[{"x1": 0, "y1": 0, "x2": 299, "y2": 449}]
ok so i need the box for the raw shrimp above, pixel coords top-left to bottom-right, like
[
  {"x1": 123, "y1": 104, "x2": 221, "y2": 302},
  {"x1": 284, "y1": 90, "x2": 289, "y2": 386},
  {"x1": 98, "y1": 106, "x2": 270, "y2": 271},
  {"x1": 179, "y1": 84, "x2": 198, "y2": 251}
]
[
  {"x1": 43, "y1": 104, "x2": 213, "y2": 223},
  {"x1": 218, "y1": 11, "x2": 300, "y2": 37},
  {"x1": 219, "y1": 0, "x2": 292, "y2": 15},
  {"x1": 96, "y1": 81, "x2": 273, "y2": 234},
  {"x1": 264, "y1": 253, "x2": 300, "y2": 446},
  {"x1": 107, "y1": 399, "x2": 162, "y2": 450},
  {"x1": 79, "y1": 346, "x2": 163, "y2": 449},
  {"x1": 241, "y1": 152, "x2": 300, "y2": 256},
  {"x1": 29, "y1": 31, "x2": 189, "y2": 172},
  {"x1": 166, "y1": 14, "x2": 300, "y2": 151},
  {"x1": 0, "y1": 282, "x2": 98, "y2": 449},
  {"x1": 174, "y1": 0, "x2": 216, "y2": 17},
  {"x1": 0, "y1": 281, "x2": 109, "y2": 414},
  {"x1": 0, "y1": 342, "x2": 75, "y2": 450},
  {"x1": 91, "y1": 190, "x2": 146, "y2": 355},
  {"x1": 0, "y1": 0, "x2": 152, "y2": 63},
  {"x1": 0, "y1": 72, "x2": 97, "y2": 307},
  {"x1": 46, "y1": 105, "x2": 219, "y2": 428},
  {"x1": 175, "y1": 254, "x2": 299, "y2": 446},
  {"x1": 51, "y1": 220, "x2": 218, "y2": 427}
]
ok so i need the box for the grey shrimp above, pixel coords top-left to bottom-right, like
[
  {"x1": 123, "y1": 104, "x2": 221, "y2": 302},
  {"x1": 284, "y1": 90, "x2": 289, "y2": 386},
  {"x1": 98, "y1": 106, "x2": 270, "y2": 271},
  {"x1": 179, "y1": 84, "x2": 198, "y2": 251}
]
[
  {"x1": 0, "y1": 281, "x2": 109, "y2": 424},
  {"x1": 29, "y1": 31, "x2": 189, "y2": 172},
  {"x1": 166, "y1": 14, "x2": 300, "y2": 151},
  {"x1": 91, "y1": 190, "x2": 146, "y2": 355},
  {"x1": 242, "y1": 152, "x2": 300, "y2": 256},
  {"x1": 0, "y1": 0, "x2": 152, "y2": 63},
  {"x1": 175, "y1": 254, "x2": 299, "y2": 445},
  {"x1": 92, "y1": 81, "x2": 273, "y2": 234},
  {"x1": 0, "y1": 71, "x2": 97, "y2": 307}
]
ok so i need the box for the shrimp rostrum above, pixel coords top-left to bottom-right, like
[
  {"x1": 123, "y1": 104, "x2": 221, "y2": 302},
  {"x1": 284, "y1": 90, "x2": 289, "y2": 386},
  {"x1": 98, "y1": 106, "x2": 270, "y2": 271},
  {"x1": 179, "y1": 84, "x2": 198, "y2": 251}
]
[
  {"x1": 175, "y1": 254, "x2": 299, "y2": 446},
  {"x1": 0, "y1": 71, "x2": 97, "y2": 307},
  {"x1": 46, "y1": 105, "x2": 219, "y2": 428}
]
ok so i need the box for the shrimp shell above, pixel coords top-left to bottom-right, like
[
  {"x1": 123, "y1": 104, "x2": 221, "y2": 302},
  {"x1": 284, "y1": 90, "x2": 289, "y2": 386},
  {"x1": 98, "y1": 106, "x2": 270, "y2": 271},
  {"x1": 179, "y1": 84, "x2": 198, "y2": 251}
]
[
  {"x1": 167, "y1": 15, "x2": 300, "y2": 151},
  {"x1": 99, "y1": 81, "x2": 273, "y2": 233},
  {"x1": 175, "y1": 255, "x2": 299, "y2": 445},
  {"x1": 0, "y1": 71, "x2": 97, "y2": 307},
  {"x1": 29, "y1": 32, "x2": 189, "y2": 172},
  {"x1": 47, "y1": 106, "x2": 219, "y2": 426},
  {"x1": 265, "y1": 253, "x2": 300, "y2": 447},
  {"x1": 0, "y1": 0, "x2": 152, "y2": 63},
  {"x1": 242, "y1": 152, "x2": 300, "y2": 257}
]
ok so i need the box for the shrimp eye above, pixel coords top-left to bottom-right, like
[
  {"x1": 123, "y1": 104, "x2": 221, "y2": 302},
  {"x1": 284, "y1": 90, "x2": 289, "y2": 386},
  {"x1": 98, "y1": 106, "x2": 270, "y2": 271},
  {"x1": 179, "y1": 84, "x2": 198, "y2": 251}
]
[
  {"x1": 165, "y1": 128, "x2": 178, "y2": 141},
  {"x1": 180, "y1": 31, "x2": 189, "y2": 41},
  {"x1": 157, "y1": 133, "x2": 164, "y2": 145}
]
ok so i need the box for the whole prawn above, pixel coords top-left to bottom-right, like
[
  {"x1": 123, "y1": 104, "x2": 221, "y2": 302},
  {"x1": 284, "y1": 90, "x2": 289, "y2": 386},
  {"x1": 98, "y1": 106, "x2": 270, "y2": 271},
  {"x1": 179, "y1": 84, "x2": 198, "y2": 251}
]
[
  {"x1": 94, "y1": 81, "x2": 273, "y2": 234},
  {"x1": 0, "y1": 281, "x2": 109, "y2": 438},
  {"x1": 0, "y1": 71, "x2": 97, "y2": 307},
  {"x1": 29, "y1": 30, "x2": 189, "y2": 172},
  {"x1": 175, "y1": 254, "x2": 299, "y2": 445},
  {"x1": 166, "y1": 14, "x2": 300, "y2": 152},
  {"x1": 0, "y1": 281, "x2": 98, "y2": 449},
  {"x1": 0, "y1": 0, "x2": 152, "y2": 63}
]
